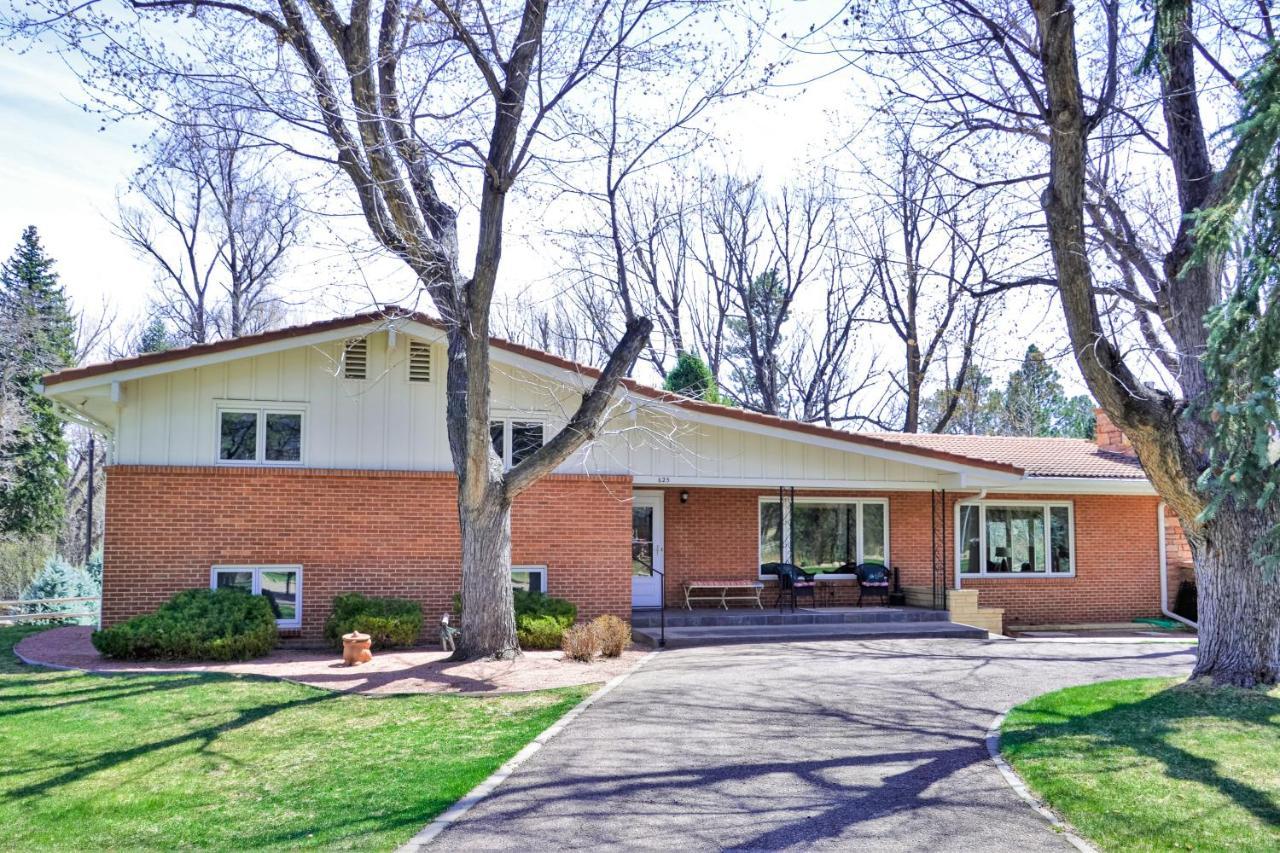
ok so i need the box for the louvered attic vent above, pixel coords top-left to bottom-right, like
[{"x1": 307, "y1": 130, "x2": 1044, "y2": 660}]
[
  {"x1": 408, "y1": 340, "x2": 432, "y2": 382},
  {"x1": 342, "y1": 338, "x2": 368, "y2": 380}
]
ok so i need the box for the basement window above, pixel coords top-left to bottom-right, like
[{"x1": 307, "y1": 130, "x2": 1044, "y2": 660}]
[
  {"x1": 956, "y1": 501, "x2": 1074, "y2": 577},
  {"x1": 212, "y1": 565, "x2": 302, "y2": 629},
  {"x1": 511, "y1": 566, "x2": 547, "y2": 595},
  {"x1": 218, "y1": 407, "x2": 304, "y2": 465}
]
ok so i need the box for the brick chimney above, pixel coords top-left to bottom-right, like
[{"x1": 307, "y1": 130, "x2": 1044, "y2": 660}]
[{"x1": 1094, "y1": 407, "x2": 1136, "y2": 456}]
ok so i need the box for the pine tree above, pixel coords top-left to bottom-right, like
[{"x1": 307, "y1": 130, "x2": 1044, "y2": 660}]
[
  {"x1": 1000, "y1": 345, "x2": 1094, "y2": 439},
  {"x1": 664, "y1": 351, "x2": 728, "y2": 404},
  {"x1": 0, "y1": 227, "x2": 76, "y2": 536},
  {"x1": 135, "y1": 317, "x2": 174, "y2": 354}
]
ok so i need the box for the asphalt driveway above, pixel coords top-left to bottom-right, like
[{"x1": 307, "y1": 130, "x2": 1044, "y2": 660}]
[{"x1": 425, "y1": 638, "x2": 1196, "y2": 851}]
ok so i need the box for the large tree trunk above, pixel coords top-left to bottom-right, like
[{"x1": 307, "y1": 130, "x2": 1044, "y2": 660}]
[
  {"x1": 455, "y1": 490, "x2": 520, "y2": 661},
  {"x1": 1030, "y1": 0, "x2": 1280, "y2": 687},
  {"x1": 1189, "y1": 504, "x2": 1280, "y2": 686}
]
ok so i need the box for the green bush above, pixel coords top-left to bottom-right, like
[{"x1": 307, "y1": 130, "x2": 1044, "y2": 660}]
[
  {"x1": 92, "y1": 588, "x2": 278, "y2": 661},
  {"x1": 324, "y1": 593, "x2": 423, "y2": 650},
  {"x1": 514, "y1": 590, "x2": 577, "y2": 650},
  {"x1": 516, "y1": 615, "x2": 566, "y2": 650}
]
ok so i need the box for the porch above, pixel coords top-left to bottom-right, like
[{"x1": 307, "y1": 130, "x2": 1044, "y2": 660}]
[{"x1": 630, "y1": 605, "x2": 989, "y2": 648}]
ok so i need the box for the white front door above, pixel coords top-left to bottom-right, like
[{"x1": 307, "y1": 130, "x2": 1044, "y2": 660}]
[{"x1": 631, "y1": 491, "x2": 664, "y2": 608}]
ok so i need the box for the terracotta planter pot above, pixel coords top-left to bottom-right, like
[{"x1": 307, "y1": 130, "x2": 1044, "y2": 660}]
[{"x1": 342, "y1": 631, "x2": 373, "y2": 665}]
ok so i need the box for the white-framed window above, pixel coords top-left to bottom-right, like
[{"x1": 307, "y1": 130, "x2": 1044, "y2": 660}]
[
  {"x1": 489, "y1": 418, "x2": 545, "y2": 468},
  {"x1": 956, "y1": 500, "x2": 1075, "y2": 577},
  {"x1": 217, "y1": 405, "x2": 305, "y2": 465},
  {"x1": 211, "y1": 565, "x2": 303, "y2": 629},
  {"x1": 512, "y1": 565, "x2": 547, "y2": 594},
  {"x1": 758, "y1": 497, "x2": 889, "y2": 578}
]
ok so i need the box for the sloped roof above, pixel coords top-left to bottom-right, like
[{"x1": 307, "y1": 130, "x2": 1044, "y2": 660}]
[
  {"x1": 42, "y1": 308, "x2": 1145, "y2": 481},
  {"x1": 862, "y1": 433, "x2": 1145, "y2": 480}
]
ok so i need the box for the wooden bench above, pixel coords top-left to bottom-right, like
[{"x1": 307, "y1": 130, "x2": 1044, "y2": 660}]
[{"x1": 682, "y1": 579, "x2": 764, "y2": 610}]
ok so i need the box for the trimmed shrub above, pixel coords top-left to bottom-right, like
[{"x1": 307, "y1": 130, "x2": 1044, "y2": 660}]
[
  {"x1": 92, "y1": 588, "x2": 278, "y2": 661},
  {"x1": 324, "y1": 593, "x2": 423, "y2": 650},
  {"x1": 516, "y1": 615, "x2": 566, "y2": 650},
  {"x1": 514, "y1": 590, "x2": 577, "y2": 651},
  {"x1": 591, "y1": 615, "x2": 631, "y2": 658},
  {"x1": 561, "y1": 623, "x2": 600, "y2": 662},
  {"x1": 514, "y1": 589, "x2": 576, "y2": 624}
]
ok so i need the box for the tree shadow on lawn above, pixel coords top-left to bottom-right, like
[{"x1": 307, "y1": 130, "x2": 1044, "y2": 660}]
[{"x1": 1002, "y1": 681, "x2": 1280, "y2": 833}]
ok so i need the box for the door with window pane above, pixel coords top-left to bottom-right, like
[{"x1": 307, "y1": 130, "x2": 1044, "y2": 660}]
[{"x1": 631, "y1": 492, "x2": 664, "y2": 608}]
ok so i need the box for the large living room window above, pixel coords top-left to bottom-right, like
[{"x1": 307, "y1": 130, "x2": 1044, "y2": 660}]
[
  {"x1": 218, "y1": 407, "x2": 304, "y2": 465},
  {"x1": 211, "y1": 565, "x2": 302, "y2": 628},
  {"x1": 759, "y1": 498, "x2": 889, "y2": 578},
  {"x1": 957, "y1": 501, "x2": 1074, "y2": 576}
]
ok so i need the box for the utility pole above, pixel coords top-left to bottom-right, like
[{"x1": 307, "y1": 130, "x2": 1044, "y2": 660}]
[{"x1": 85, "y1": 434, "x2": 95, "y2": 565}]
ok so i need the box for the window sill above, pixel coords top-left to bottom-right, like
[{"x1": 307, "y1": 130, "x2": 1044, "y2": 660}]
[{"x1": 959, "y1": 572, "x2": 1076, "y2": 580}]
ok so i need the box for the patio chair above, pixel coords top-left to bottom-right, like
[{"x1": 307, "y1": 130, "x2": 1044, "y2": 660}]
[
  {"x1": 854, "y1": 562, "x2": 892, "y2": 607},
  {"x1": 765, "y1": 562, "x2": 816, "y2": 612}
]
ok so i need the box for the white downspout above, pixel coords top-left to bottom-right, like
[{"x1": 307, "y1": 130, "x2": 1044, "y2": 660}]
[
  {"x1": 1158, "y1": 501, "x2": 1198, "y2": 629},
  {"x1": 955, "y1": 489, "x2": 987, "y2": 590}
]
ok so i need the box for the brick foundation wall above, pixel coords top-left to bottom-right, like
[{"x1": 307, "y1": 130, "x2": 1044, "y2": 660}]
[
  {"x1": 655, "y1": 486, "x2": 1166, "y2": 625},
  {"x1": 103, "y1": 466, "x2": 632, "y2": 640}
]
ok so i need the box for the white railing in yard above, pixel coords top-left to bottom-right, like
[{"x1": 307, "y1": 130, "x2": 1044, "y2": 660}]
[{"x1": 0, "y1": 596, "x2": 101, "y2": 625}]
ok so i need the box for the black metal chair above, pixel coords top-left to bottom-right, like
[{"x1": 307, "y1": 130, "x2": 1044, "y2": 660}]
[
  {"x1": 764, "y1": 562, "x2": 817, "y2": 611},
  {"x1": 855, "y1": 562, "x2": 892, "y2": 607}
]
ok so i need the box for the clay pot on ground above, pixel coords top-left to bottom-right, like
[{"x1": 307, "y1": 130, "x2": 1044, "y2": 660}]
[{"x1": 342, "y1": 631, "x2": 373, "y2": 665}]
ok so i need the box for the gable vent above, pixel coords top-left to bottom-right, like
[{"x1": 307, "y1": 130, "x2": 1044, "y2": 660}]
[
  {"x1": 408, "y1": 340, "x2": 432, "y2": 383},
  {"x1": 342, "y1": 338, "x2": 368, "y2": 380}
]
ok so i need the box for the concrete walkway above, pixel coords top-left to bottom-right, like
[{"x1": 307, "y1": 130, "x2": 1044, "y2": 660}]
[{"x1": 425, "y1": 637, "x2": 1196, "y2": 851}]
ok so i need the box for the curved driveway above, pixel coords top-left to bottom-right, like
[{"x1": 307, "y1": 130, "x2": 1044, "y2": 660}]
[{"x1": 427, "y1": 638, "x2": 1195, "y2": 851}]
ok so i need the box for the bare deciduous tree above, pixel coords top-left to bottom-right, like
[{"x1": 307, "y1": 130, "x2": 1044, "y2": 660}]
[
  {"x1": 856, "y1": 0, "x2": 1279, "y2": 683},
  {"x1": 118, "y1": 108, "x2": 301, "y2": 344},
  {"x1": 8, "y1": 0, "x2": 715, "y2": 659}
]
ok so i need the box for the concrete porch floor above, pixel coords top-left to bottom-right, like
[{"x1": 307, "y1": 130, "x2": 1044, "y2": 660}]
[{"x1": 631, "y1": 606, "x2": 990, "y2": 648}]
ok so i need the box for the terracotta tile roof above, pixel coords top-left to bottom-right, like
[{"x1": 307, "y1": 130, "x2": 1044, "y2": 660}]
[{"x1": 862, "y1": 433, "x2": 1146, "y2": 480}]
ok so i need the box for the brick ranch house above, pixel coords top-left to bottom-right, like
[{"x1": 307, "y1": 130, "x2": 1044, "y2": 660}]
[{"x1": 41, "y1": 309, "x2": 1193, "y2": 641}]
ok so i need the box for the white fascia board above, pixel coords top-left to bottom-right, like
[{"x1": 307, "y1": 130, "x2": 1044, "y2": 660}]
[
  {"x1": 42, "y1": 322, "x2": 395, "y2": 397},
  {"x1": 631, "y1": 476, "x2": 959, "y2": 491},
  {"x1": 982, "y1": 477, "x2": 1156, "y2": 496},
  {"x1": 490, "y1": 341, "x2": 1028, "y2": 480}
]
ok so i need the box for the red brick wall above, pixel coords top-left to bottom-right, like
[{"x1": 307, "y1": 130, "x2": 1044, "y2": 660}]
[
  {"x1": 656, "y1": 487, "x2": 1165, "y2": 625},
  {"x1": 103, "y1": 466, "x2": 632, "y2": 640}
]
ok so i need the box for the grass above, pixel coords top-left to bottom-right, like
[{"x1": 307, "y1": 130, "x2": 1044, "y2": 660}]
[
  {"x1": 0, "y1": 625, "x2": 592, "y2": 850},
  {"x1": 1002, "y1": 677, "x2": 1280, "y2": 852}
]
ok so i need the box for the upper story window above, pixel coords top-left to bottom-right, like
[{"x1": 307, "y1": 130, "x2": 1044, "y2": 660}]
[
  {"x1": 489, "y1": 418, "x2": 544, "y2": 467},
  {"x1": 218, "y1": 406, "x2": 304, "y2": 465},
  {"x1": 957, "y1": 501, "x2": 1074, "y2": 576}
]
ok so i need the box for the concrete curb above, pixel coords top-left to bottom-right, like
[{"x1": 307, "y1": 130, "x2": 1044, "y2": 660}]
[
  {"x1": 396, "y1": 648, "x2": 661, "y2": 852},
  {"x1": 986, "y1": 712, "x2": 1098, "y2": 853}
]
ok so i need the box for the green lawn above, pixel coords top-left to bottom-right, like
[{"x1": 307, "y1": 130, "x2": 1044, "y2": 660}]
[
  {"x1": 1002, "y1": 677, "x2": 1280, "y2": 852},
  {"x1": 0, "y1": 625, "x2": 591, "y2": 850}
]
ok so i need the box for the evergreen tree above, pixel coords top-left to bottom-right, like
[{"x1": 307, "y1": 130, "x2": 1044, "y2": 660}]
[
  {"x1": 999, "y1": 345, "x2": 1094, "y2": 439},
  {"x1": 135, "y1": 317, "x2": 174, "y2": 354},
  {"x1": 663, "y1": 351, "x2": 728, "y2": 404},
  {"x1": 0, "y1": 227, "x2": 76, "y2": 536}
]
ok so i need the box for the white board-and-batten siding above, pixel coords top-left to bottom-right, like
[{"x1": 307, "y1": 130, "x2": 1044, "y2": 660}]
[{"x1": 109, "y1": 331, "x2": 943, "y2": 487}]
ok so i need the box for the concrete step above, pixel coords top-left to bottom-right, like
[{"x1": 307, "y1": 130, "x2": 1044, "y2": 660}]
[
  {"x1": 632, "y1": 620, "x2": 990, "y2": 649},
  {"x1": 630, "y1": 606, "x2": 951, "y2": 629}
]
